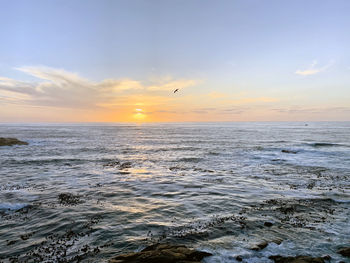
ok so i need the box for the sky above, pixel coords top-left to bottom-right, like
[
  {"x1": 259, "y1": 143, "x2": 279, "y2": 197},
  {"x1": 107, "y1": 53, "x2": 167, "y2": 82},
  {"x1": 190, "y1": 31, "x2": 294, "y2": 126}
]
[{"x1": 0, "y1": 0, "x2": 349, "y2": 122}]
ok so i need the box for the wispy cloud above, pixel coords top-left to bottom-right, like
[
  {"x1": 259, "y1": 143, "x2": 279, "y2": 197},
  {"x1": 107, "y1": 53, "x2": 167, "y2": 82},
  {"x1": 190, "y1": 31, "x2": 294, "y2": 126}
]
[
  {"x1": 147, "y1": 79, "x2": 197, "y2": 91},
  {"x1": 272, "y1": 106, "x2": 350, "y2": 114},
  {"x1": 295, "y1": 60, "x2": 334, "y2": 76},
  {"x1": 187, "y1": 106, "x2": 250, "y2": 115},
  {"x1": 0, "y1": 66, "x2": 198, "y2": 109}
]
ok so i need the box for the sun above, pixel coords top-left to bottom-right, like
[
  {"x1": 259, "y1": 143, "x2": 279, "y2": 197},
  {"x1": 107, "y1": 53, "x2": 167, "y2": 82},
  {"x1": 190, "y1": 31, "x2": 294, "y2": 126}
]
[{"x1": 133, "y1": 108, "x2": 146, "y2": 121}]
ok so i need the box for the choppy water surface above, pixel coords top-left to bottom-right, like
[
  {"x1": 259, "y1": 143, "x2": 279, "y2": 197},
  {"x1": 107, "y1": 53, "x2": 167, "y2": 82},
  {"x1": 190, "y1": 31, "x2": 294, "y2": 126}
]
[{"x1": 0, "y1": 122, "x2": 349, "y2": 262}]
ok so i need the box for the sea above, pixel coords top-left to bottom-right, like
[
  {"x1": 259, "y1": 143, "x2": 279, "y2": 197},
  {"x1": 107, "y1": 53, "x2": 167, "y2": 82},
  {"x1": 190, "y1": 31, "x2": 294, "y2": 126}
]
[{"x1": 0, "y1": 122, "x2": 349, "y2": 263}]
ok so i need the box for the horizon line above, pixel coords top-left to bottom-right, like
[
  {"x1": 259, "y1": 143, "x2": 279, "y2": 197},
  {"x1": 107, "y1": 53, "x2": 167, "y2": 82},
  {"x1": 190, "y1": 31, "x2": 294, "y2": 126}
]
[{"x1": 1, "y1": 120, "x2": 350, "y2": 125}]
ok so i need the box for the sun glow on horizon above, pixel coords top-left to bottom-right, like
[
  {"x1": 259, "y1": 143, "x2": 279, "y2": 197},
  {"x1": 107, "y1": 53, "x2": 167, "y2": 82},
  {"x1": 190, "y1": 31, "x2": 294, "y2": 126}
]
[{"x1": 133, "y1": 108, "x2": 146, "y2": 121}]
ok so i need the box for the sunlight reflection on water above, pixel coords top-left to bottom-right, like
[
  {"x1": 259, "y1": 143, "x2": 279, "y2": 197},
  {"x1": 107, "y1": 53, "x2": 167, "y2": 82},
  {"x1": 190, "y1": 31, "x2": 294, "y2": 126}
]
[{"x1": 0, "y1": 122, "x2": 349, "y2": 262}]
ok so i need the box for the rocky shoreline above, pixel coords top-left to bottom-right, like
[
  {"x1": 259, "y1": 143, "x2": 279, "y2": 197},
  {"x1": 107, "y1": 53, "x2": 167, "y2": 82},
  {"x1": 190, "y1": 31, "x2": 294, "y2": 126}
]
[
  {"x1": 109, "y1": 243, "x2": 212, "y2": 263},
  {"x1": 0, "y1": 137, "x2": 28, "y2": 146},
  {"x1": 109, "y1": 243, "x2": 350, "y2": 263}
]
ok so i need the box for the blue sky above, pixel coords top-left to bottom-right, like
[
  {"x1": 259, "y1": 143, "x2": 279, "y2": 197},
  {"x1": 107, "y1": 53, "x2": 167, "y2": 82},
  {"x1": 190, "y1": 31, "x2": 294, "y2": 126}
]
[{"x1": 0, "y1": 0, "x2": 349, "y2": 122}]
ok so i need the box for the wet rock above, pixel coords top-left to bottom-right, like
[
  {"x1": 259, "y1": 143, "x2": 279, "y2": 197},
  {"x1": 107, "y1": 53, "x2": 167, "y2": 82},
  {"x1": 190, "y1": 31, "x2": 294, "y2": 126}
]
[
  {"x1": 279, "y1": 205, "x2": 296, "y2": 214},
  {"x1": 322, "y1": 255, "x2": 331, "y2": 261},
  {"x1": 20, "y1": 232, "x2": 33, "y2": 240},
  {"x1": 272, "y1": 239, "x2": 283, "y2": 245},
  {"x1": 0, "y1": 137, "x2": 28, "y2": 146},
  {"x1": 281, "y1": 149, "x2": 297, "y2": 154},
  {"x1": 264, "y1": 221, "x2": 273, "y2": 227},
  {"x1": 109, "y1": 243, "x2": 212, "y2": 263},
  {"x1": 6, "y1": 240, "x2": 17, "y2": 246},
  {"x1": 236, "y1": 255, "x2": 243, "y2": 262},
  {"x1": 103, "y1": 160, "x2": 132, "y2": 170},
  {"x1": 103, "y1": 160, "x2": 121, "y2": 167},
  {"x1": 58, "y1": 193, "x2": 82, "y2": 206},
  {"x1": 251, "y1": 241, "x2": 268, "y2": 251},
  {"x1": 120, "y1": 162, "x2": 132, "y2": 169},
  {"x1": 269, "y1": 255, "x2": 325, "y2": 263},
  {"x1": 337, "y1": 247, "x2": 350, "y2": 257}
]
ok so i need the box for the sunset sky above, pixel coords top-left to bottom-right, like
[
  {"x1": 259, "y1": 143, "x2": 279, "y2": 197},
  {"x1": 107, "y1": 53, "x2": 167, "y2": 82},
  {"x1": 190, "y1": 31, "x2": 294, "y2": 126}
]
[{"x1": 0, "y1": 0, "x2": 349, "y2": 122}]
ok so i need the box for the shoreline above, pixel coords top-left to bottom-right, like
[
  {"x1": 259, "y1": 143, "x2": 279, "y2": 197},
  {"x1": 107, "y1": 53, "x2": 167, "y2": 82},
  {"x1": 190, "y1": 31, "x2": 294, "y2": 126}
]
[{"x1": 108, "y1": 243, "x2": 350, "y2": 263}]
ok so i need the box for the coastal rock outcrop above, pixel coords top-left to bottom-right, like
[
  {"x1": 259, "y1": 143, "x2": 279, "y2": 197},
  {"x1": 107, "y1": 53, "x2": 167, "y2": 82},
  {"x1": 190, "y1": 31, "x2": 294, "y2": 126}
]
[
  {"x1": 0, "y1": 137, "x2": 28, "y2": 146},
  {"x1": 337, "y1": 247, "x2": 350, "y2": 257},
  {"x1": 251, "y1": 241, "x2": 268, "y2": 251},
  {"x1": 250, "y1": 240, "x2": 282, "y2": 251},
  {"x1": 109, "y1": 243, "x2": 212, "y2": 263}
]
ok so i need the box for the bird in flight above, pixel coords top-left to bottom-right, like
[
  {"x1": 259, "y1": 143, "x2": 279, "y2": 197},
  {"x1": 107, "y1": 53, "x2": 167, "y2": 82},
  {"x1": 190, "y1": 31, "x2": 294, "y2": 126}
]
[{"x1": 173, "y1": 89, "x2": 179, "y2": 93}]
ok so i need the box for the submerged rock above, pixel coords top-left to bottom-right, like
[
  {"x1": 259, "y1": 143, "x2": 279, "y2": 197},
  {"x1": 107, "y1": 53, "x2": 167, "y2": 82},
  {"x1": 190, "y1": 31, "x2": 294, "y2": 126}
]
[
  {"x1": 337, "y1": 247, "x2": 350, "y2": 257},
  {"x1": 58, "y1": 193, "x2": 82, "y2": 206},
  {"x1": 269, "y1": 255, "x2": 325, "y2": 263},
  {"x1": 281, "y1": 149, "x2": 297, "y2": 154},
  {"x1": 264, "y1": 221, "x2": 274, "y2": 227},
  {"x1": 251, "y1": 240, "x2": 282, "y2": 251},
  {"x1": 109, "y1": 243, "x2": 212, "y2": 263},
  {"x1": 103, "y1": 160, "x2": 132, "y2": 170},
  {"x1": 235, "y1": 255, "x2": 243, "y2": 261},
  {"x1": 0, "y1": 137, "x2": 28, "y2": 146},
  {"x1": 120, "y1": 162, "x2": 132, "y2": 169}
]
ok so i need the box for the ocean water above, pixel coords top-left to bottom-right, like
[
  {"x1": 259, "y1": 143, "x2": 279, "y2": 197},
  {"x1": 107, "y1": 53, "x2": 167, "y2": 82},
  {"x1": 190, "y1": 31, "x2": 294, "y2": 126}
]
[{"x1": 0, "y1": 122, "x2": 349, "y2": 263}]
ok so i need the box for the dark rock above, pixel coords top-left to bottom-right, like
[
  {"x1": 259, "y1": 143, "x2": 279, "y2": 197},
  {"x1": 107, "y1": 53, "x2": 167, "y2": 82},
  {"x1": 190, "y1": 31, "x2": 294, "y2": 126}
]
[
  {"x1": 264, "y1": 221, "x2": 273, "y2": 227},
  {"x1": 0, "y1": 137, "x2": 28, "y2": 146},
  {"x1": 120, "y1": 162, "x2": 132, "y2": 169},
  {"x1": 109, "y1": 243, "x2": 212, "y2": 263},
  {"x1": 322, "y1": 255, "x2": 331, "y2": 261},
  {"x1": 279, "y1": 205, "x2": 296, "y2": 214},
  {"x1": 337, "y1": 247, "x2": 350, "y2": 257},
  {"x1": 20, "y1": 233, "x2": 33, "y2": 240},
  {"x1": 269, "y1": 255, "x2": 325, "y2": 263},
  {"x1": 236, "y1": 255, "x2": 243, "y2": 261},
  {"x1": 103, "y1": 160, "x2": 120, "y2": 167},
  {"x1": 272, "y1": 239, "x2": 283, "y2": 245},
  {"x1": 58, "y1": 193, "x2": 82, "y2": 206},
  {"x1": 6, "y1": 240, "x2": 17, "y2": 246},
  {"x1": 251, "y1": 241, "x2": 268, "y2": 251},
  {"x1": 281, "y1": 149, "x2": 297, "y2": 154}
]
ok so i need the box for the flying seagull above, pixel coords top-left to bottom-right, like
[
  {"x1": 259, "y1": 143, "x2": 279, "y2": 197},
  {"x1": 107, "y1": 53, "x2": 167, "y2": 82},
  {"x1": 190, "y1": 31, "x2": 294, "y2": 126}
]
[{"x1": 173, "y1": 89, "x2": 179, "y2": 93}]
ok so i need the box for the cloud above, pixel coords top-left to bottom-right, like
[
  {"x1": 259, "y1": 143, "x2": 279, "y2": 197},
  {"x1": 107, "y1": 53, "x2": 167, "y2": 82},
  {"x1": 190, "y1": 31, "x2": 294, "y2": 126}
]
[
  {"x1": 0, "y1": 76, "x2": 39, "y2": 96},
  {"x1": 147, "y1": 79, "x2": 197, "y2": 91},
  {"x1": 223, "y1": 96, "x2": 278, "y2": 104},
  {"x1": 0, "y1": 66, "x2": 198, "y2": 109},
  {"x1": 295, "y1": 60, "x2": 334, "y2": 76},
  {"x1": 152, "y1": 110, "x2": 177, "y2": 113},
  {"x1": 16, "y1": 67, "x2": 90, "y2": 86},
  {"x1": 186, "y1": 106, "x2": 250, "y2": 115},
  {"x1": 100, "y1": 79, "x2": 143, "y2": 91},
  {"x1": 219, "y1": 108, "x2": 247, "y2": 114},
  {"x1": 272, "y1": 106, "x2": 350, "y2": 114}
]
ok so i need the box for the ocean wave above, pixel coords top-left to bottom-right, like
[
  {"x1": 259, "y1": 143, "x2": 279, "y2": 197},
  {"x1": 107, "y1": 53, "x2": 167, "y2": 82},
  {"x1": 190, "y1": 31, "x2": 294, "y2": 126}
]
[
  {"x1": 3, "y1": 158, "x2": 89, "y2": 165},
  {"x1": 149, "y1": 146, "x2": 200, "y2": 152}
]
